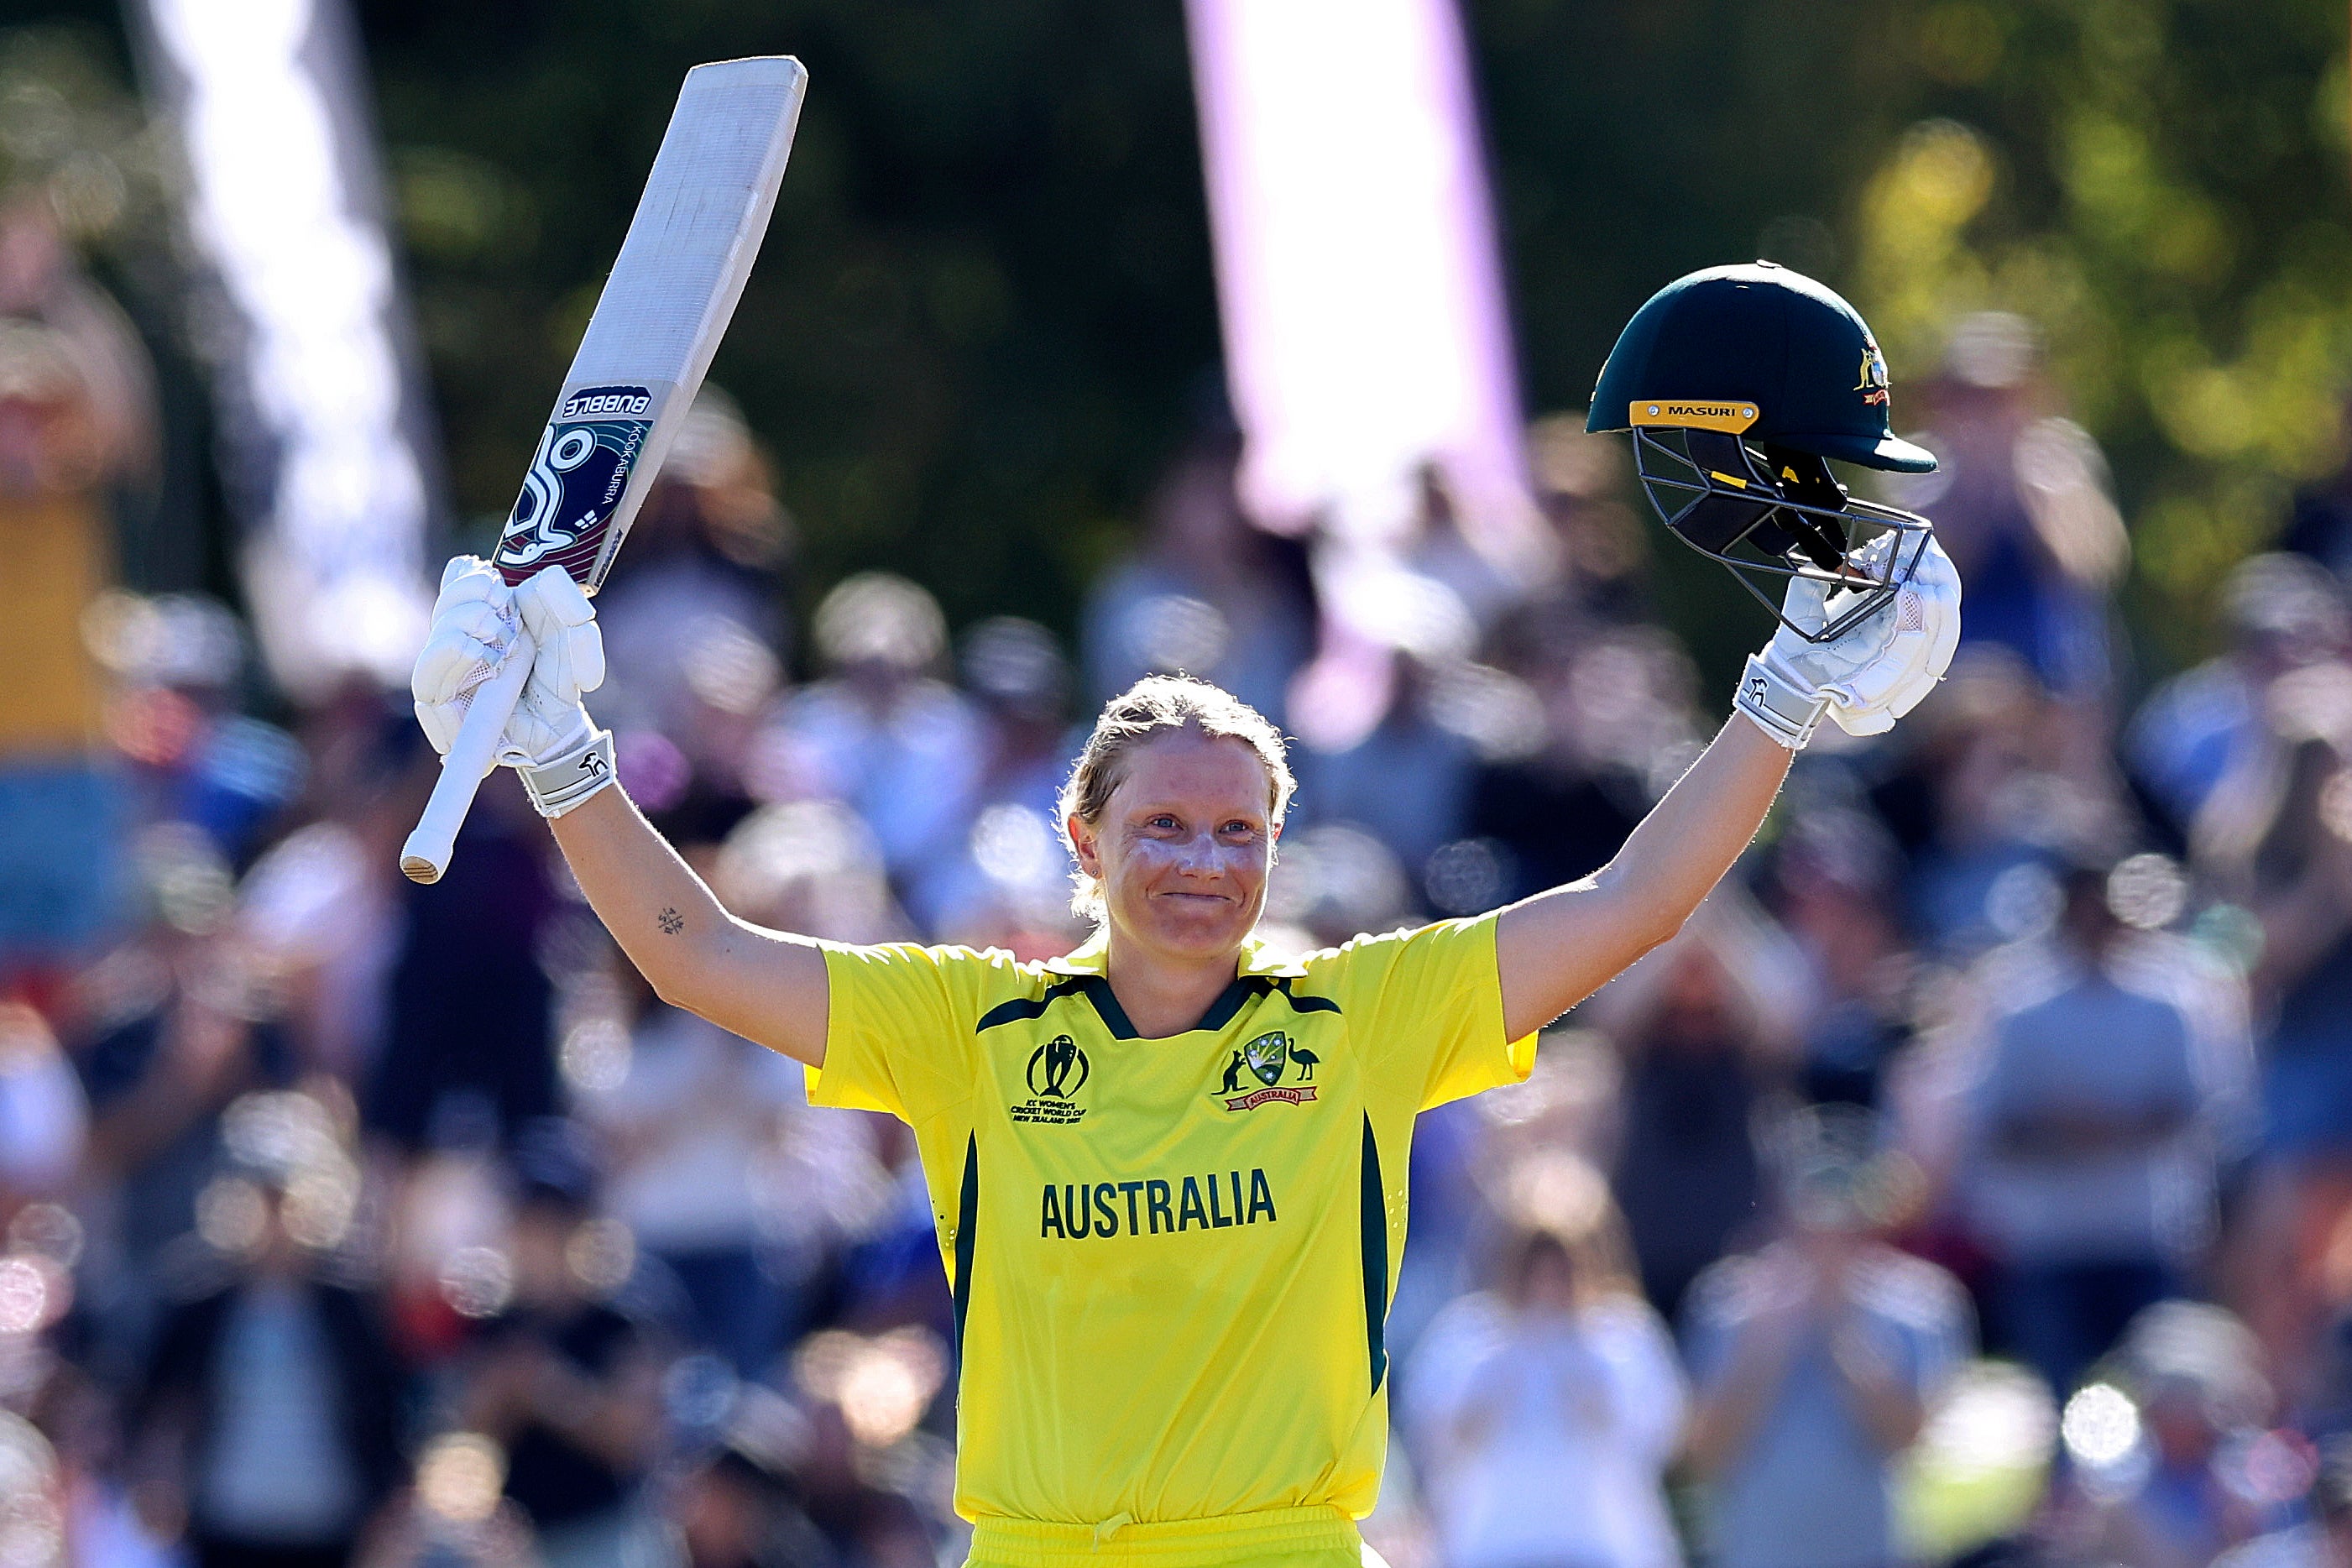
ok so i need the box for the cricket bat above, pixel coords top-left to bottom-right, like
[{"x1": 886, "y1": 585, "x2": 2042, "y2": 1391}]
[{"x1": 401, "y1": 55, "x2": 808, "y2": 884}]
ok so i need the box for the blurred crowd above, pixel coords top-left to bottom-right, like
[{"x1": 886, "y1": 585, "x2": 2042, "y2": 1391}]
[{"x1": 14, "y1": 205, "x2": 2352, "y2": 1568}]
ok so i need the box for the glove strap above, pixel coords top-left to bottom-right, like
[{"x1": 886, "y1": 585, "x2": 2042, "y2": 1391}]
[
  {"x1": 519, "y1": 727, "x2": 618, "y2": 818},
  {"x1": 1733, "y1": 653, "x2": 1828, "y2": 751}
]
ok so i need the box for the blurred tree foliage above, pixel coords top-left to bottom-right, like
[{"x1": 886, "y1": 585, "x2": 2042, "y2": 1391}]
[
  {"x1": 358, "y1": 1, "x2": 1226, "y2": 645},
  {"x1": 1464, "y1": 0, "x2": 1922, "y2": 678},
  {"x1": 5, "y1": 0, "x2": 2348, "y2": 678},
  {"x1": 1848, "y1": 0, "x2": 2352, "y2": 666}
]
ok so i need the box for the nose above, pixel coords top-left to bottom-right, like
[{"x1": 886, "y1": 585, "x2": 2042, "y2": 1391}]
[{"x1": 1172, "y1": 830, "x2": 1222, "y2": 876}]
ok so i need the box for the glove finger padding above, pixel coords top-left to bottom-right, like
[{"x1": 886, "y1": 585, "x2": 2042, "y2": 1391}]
[
  {"x1": 1776, "y1": 572, "x2": 1837, "y2": 640},
  {"x1": 429, "y1": 556, "x2": 507, "y2": 623},
  {"x1": 1821, "y1": 534, "x2": 1963, "y2": 732},
  {"x1": 413, "y1": 696, "x2": 499, "y2": 773},
  {"x1": 513, "y1": 566, "x2": 607, "y2": 703},
  {"x1": 411, "y1": 624, "x2": 510, "y2": 708},
  {"x1": 411, "y1": 555, "x2": 607, "y2": 779},
  {"x1": 495, "y1": 682, "x2": 595, "y2": 771},
  {"x1": 413, "y1": 554, "x2": 527, "y2": 775}
]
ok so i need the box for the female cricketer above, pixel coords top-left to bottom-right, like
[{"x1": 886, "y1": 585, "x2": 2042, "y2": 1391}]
[{"x1": 411, "y1": 266, "x2": 1960, "y2": 1568}]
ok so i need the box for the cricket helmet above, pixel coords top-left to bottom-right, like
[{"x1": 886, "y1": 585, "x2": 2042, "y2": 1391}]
[{"x1": 1587, "y1": 261, "x2": 1939, "y2": 642}]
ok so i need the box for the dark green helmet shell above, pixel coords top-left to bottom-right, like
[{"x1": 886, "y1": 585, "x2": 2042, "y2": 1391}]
[{"x1": 1586, "y1": 261, "x2": 1936, "y2": 474}]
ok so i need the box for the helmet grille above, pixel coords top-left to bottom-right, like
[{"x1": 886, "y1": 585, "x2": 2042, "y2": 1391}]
[{"x1": 1633, "y1": 426, "x2": 1935, "y2": 644}]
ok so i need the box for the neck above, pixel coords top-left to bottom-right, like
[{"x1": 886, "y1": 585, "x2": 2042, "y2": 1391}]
[{"x1": 1101, "y1": 931, "x2": 1243, "y2": 1038}]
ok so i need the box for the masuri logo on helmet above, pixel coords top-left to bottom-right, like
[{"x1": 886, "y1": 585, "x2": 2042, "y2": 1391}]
[{"x1": 1588, "y1": 260, "x2": 1940, "y2": 644}]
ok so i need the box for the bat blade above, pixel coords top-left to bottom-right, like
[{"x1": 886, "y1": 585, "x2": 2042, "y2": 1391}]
[
  {"x1": 493, "y1": 55, "x2": 807, "y2": 592},
  {"x1": 401, "y1": 56, "x2": 806, "y2": 885}
]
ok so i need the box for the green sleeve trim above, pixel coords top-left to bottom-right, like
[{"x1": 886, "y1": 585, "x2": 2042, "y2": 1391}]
[{"x1": 1358, "y1": 1115, "x2": 1388, "y2": 1395}]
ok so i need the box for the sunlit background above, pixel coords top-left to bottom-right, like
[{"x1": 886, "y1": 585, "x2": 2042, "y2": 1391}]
[{"x1": 3, "y1": 3, "x2": 2352, "y2": 1567}]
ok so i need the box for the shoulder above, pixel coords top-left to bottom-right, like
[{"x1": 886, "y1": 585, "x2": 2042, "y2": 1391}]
[
  {"x1": 822, "y1": 941, "x2": 1058, "y2": 1035},
  {"x1": 1416, "y1": 1288, "x2": 1510, "y2": 1358},
  {"x1": 1853, "y1": 1245, "x2": 1972, "y2": 1335},
  {"x1": 1683, "y1": 1248, "x2": 1786, "y2": 1333},
  {"x1": 1968, "y1": 939, "x2": 2074, "y2": 1027},
  {"x1": 1403, "y1": 1291, "x2": 1511, "y2": 1409},
  {"x1": 1580, "y1": 1293, "x2": 1676, "y2": 1351},
  {"x1": 2108, "y1": 930, "x2": 2241, "y2": 1011},
  {"x1": 1296, "y1": 914, "x2": 1500, "y2": 992},
  {"x1": 825, "y1": 940, "x2": 1040, "y2": 985}
]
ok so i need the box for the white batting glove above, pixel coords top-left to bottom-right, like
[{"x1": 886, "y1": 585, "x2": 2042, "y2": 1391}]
[
  {"x1": 1734, "y1": 531, "x2": 1963, "y2": 749},
  {"x1": 410, "y1": 557, "x2": 607, "y2": 773}
]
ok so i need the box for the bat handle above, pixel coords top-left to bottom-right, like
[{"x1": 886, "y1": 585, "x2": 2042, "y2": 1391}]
[{"x1": 400, "y1": 628, "x2": 539, "y2": 884}]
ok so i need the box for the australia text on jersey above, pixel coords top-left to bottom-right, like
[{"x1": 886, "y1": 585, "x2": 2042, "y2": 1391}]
[{"x1": 1041, "y1": 1169, "x2": 1278, "y2": 1238}]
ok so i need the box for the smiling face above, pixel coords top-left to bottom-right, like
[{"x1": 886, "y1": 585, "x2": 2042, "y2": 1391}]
[{"x1": 1069, "y1": 727, "x2": 1277, "y2": 966}]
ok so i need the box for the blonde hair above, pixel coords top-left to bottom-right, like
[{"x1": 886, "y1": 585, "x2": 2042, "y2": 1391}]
[{"x1": 1058, "y1": 675, "x2": 1294, "y2": 917}]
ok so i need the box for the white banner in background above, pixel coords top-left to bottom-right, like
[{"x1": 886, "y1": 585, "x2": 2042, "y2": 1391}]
[
  {"x1": 1185, "y1": 0, "x2": 1540, "y2": 568},
  {"x1": 136, "y1": 0, "x2": 435, "y2": 702}
]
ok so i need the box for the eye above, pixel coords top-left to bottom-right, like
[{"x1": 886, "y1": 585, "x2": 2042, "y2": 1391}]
[{"x1": 1147, "y1": 813, "x2": 1180, "y2": 831}]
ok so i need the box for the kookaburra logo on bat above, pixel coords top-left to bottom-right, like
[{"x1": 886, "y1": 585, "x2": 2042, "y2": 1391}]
[
  {"x1": 494, "y1": 384, "x2": 655, "y2": 578},
  {"x1": 499, "y1": 425, "x2": 600, "y2": 569}
]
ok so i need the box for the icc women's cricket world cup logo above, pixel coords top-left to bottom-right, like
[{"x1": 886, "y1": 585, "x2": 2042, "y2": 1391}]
[{"x1": 1011, "y1": 1034, "x2": 1090, "y2": 1126}]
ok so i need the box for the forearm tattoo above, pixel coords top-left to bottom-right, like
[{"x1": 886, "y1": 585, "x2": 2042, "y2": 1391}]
[{"x1": 657, "y1": 907, "x2": 684, "y2": 935}]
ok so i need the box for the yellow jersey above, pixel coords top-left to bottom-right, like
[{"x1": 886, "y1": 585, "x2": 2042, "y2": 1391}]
[{"x1": 808, "y1": 913, "x2": 1535, "y2": 1537}]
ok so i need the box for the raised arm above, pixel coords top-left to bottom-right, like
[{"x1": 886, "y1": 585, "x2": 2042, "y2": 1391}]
[
  {"x1": 411, "y1": 558, "x2": 828, "y2": 1067},
  {"x1": 546, "y1": 788, "x2": 828, "y2": 1066},
  {"x1": 1497, "y1": 533, "x2": 1960, "y2": 1041},
  {"x1": 1497, "y1": 717, "x2": 1790, "y2": 1037}
]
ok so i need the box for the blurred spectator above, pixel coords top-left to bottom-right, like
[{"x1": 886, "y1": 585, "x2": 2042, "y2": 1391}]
[
  {"x1": 67, "y1": 836, "x2": 295, "y2": 1351},
  {"x1": 238, "y1": 814, "x2": 404, "y2": 1087},
  {"x1": 1522, "y1": 411, "x2": 1653, "y2": 628},
  {"x1": 368, "y1": 796, "x2": 562, "y2": 1158},
  {"x1": 1874, "y1": 647, "x2": 2122, "y2": 956},
  {"x1": 2283, "y1": 402, "x2": 2352, "y2": 581},
  {"x1": 455, "y1": 1121, "x2": 674, "y2": 1567},
  {"x1": 132, "y1": 1094, "x2": 400, "y2": 1568},
  {"x1": 1955, "y1": 859, "x2": 2253, "y2": 1398},
  {"x1": 1080, "y1": 434, "x2": 1316, "y2": 724},
  {"x1": 353, "y1": 1432, "x2": 540, "y2": 1568},
  {"x1": 1262, "y1": 823, "x2": 1412, "y2": 955},
  {"x1": 787, "y1": 1328, "x2": 949, "y2": 1568},
  {"x1": 1767, "y1": 800, "x2": 1917, "y2": 1110},
  {"x1": 0, "y1": 191, "x2": 158, "y2": 968},
  {"x1": 572, "y1": 954, "x2": 808, "y2": 1379},
  {"x1": 2058, "y1": 1303, "x2": 2276, "y2": 1568},
  {"x1": 1405, "y1": 1158, "x2": 1686, "y2": 1568},
  {"x1": 2212, "y1": 1432, "x2": 2352, "y2": 1568},
  {"x1": 756, "y1": 572, "x2": 985, "y2": 928},
  {"x1": 0, "y1": 1410, "x2": 71, "y2": 1568},
  {"x1": 1682, "y1": 1111, "x2": 1974, "y2": 1568},
  {"x1": 1891, "y1": 312, "x2": 2126, "y2": 704},
  {"x1": 2192, "y1": 660, "x2": 2352, "y2": 1393},
  {"x1": 1292, "y1": 656, "x2": 1477, "y2": 877},
  {"x1": 79, "y1": 592, "x2": 307, "y2": 861},
  {"x1": 1593, "y1": 901, "x2": 1804, "y2": 1320},
  {"x1": 666, "y1": 1391, "x2": 833, "y2": 1568},
  {"x1": 593, "y1": 386, "x2": 792, "y2": 740},
  {"x1": 592, "y1": 388, "x2": 791, "y2": 843},
  {"x1": 1465, "y1": 625, "x2": 1696, "y2": 907},
  {"x1": 2129, "y1": 553, "x2": 2351, "y2": 844},
  {"x1": 959, "y1": 616, "x2": 1074, "y2": 815},
  {"x1": 916, "y1": 618, "x2": 1089, "y2": 950},
  {"x1": 0, "y1": 1001, "x2": 87, "y2": 1207},
  {"x1": 713, "y1": 798, "x2": 914, "y2": 951}
]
